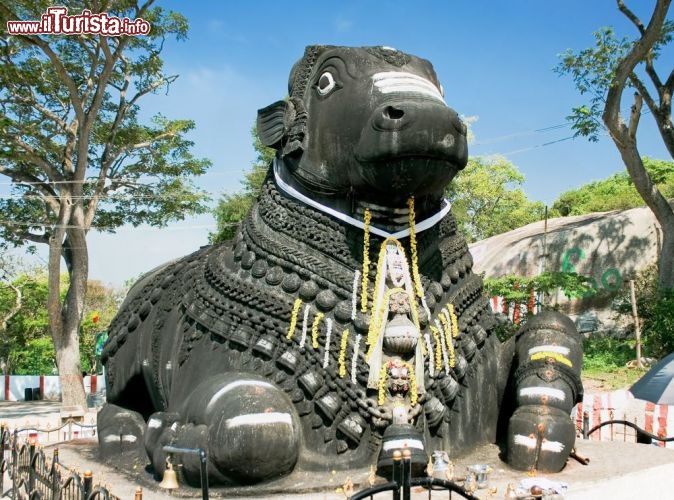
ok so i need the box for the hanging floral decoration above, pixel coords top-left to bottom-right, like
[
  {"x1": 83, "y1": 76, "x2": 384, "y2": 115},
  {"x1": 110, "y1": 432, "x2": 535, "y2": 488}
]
[
  {"x1": 447, "y1": 304, "x2": 459, "y2": 337},
  {"x1": 429, "y1": 325, "x2": 444, "y2": 373},
  {"x1": 299, "y1": 304, "x2": 311, "y2": 348},
  {"x1": 438, "y1": 312, "x2": 456, "y2": 368},
  {"x1": 407, "y1": 196, "x2": 424, "y2": 299},
  {"x1": 360, "y1": 209, "x2": 372, "y2": 313},
  {"x1": 338, "y1": 328, "x2": 350, "y2": 378},
  {"x1": 323, "y1": 318, "x2": 333, "y2": 368},
  {"x1": 351, "y1": 334, "x2": 362, "y2": 384},
  {"x1": 286, "y1": 298, "x2": 303, "y2": 340},
  {"x1": 366, "y1": 286, "x2": 405, "y2": 356},
  {"x1": 351, "y1": 270, "x2": 361, "y2": 320},
  {"x1": 311, "y1": 312, "x2": 325, "y2": 349}
]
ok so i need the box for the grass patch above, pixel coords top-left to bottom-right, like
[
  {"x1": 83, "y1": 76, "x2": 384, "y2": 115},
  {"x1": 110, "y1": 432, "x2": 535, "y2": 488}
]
[{"x1": 582, "y1": 336, "x2": 647, "y2": 390}]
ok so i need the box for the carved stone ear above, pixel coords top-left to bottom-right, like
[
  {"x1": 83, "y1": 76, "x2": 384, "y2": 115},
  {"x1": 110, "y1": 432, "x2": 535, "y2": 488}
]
[{"x1": 257, "y1": 100, "x2": 288, "y2": 149}]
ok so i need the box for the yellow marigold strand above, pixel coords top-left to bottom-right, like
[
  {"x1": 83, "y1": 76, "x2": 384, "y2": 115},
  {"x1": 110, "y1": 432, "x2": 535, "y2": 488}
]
[
  {"x1": 448, "y1": 303, "x2": 459, "y2": 337},
  {"x1": 370, "y1": 236, "x2": 393, "y2": 317},
  {"x1": 439, "y1": 311, "x2": 456, "y2": 367},
  {"x1": 377, "y1": 363, "x2": 389, "y2": 406},
  {"x1": 360, "y1": 209, "x2": 372, "y2": 313},
  {"x1": 447, "y1": 332, "x2": 456, "y2": 368},
  {"x1": 311, "y1": 312, "x2": 325, "y2": 349},
  {"x1": 366, "y1": 286, "x2": 405, "y2": 354},
  {"x1": 407, "y1": 197, "x2": 424, "y2": 299},
  {"x1": 338, "y1": 329, "x2": 349, "y2": 378},
  {"x1": 286, "y1": 298, "x2": 303, "y2": 340},
  {"x1": 429, "y1": 325, "x2": 443, "y2": 372}
]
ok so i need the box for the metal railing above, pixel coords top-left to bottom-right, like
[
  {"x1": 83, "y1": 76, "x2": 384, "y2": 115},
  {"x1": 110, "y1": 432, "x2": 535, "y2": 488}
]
[
  {"x1": 580, "y1": 410, "x2": 674, "y2": 444},
  {"x1": 349, "y1": 450, "x2": 479, "y2": 500},
  {"x1": 1, "y1": 424, "x2": 134, "y2": 500}
]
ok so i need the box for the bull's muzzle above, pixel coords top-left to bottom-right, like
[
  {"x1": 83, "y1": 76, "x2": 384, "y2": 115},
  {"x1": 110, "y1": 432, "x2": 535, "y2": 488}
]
[{"x1": 357, "y1": 98, "x2": 468, "y2": 166}]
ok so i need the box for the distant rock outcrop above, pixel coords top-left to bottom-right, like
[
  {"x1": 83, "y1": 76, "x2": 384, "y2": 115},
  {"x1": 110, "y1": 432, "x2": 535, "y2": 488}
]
[{"x1": 470, "y1": 204, "x2": 663, "y2": 333}]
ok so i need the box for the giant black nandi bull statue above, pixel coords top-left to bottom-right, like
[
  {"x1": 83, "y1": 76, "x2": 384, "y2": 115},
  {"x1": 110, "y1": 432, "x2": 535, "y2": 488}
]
[{"x1": 99, "y1": 45, "x2": 583, "y2": 486}]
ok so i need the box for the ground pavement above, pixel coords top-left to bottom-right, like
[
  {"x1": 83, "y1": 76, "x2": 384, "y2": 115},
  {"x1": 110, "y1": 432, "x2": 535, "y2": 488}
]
[{"x1": 3, "y1": 401, "x2": 674, "y2": 499}]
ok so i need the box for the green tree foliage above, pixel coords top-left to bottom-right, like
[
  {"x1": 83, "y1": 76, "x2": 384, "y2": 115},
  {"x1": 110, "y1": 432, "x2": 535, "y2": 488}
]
[
  {"x1": 551, "y1": 157, "x2": 674, "y2": 216},
  {"x1": 0, "y1": 1, "x2": 210, "y2": 407},
  {"x1": 210, "y1": 127, "x2": 273, "y2": 243},
  {"x1": 555, "y1": 0, "x2": 674, "y2": 289},
  {"x1": 446, "y1": 155, "x2": 546, "y2": 242},
  {"x1": 0, "y1": 267, "x2": 120, "y2": 374},
  {"x1": 615, "y1": 264, "x2": 674, "y2": 359}
]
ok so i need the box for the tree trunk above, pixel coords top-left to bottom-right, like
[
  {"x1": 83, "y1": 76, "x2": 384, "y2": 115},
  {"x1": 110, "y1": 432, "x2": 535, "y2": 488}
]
[
  {"x1": 616, "y1": 146, "x2": 674, "y2": 289},
  {"x1": 48, "y1": 224, "x2": 88, "y2": 409}
]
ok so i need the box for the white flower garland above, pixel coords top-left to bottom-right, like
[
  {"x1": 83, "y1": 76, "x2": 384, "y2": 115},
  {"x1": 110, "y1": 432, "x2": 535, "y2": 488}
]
[
  {"x1": 323, "y1": 318, "x2": 333, "y2": 368},
  {"x1": 299, "y1": 304, "x2": 311, "y2": 349},
  {"x1": 351, "y1": 270, "x2": 361, "y2": 320},
  {"x1": 351, "y1": 334, "x2": 362, "y2": 384}
]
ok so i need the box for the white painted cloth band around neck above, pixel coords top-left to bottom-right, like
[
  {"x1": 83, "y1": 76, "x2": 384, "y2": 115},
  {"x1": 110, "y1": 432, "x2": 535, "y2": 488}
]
[{"x1": 273, "y1": 159, "x2": 451, "y2": 239}]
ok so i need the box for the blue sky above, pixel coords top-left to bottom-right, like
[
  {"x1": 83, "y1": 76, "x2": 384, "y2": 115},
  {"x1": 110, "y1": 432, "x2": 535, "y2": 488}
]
[{"x1": 9, "y1": 1, "x2": 674, "y2": 287}]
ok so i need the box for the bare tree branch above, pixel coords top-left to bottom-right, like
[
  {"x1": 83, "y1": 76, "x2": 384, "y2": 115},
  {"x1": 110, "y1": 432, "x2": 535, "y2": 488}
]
[
  {"x1": 603, "y1": 0, "x2": 672, "y2": 141},
  {"x1": 628, "y1": 91, "x2": 643, "y2": 139}
]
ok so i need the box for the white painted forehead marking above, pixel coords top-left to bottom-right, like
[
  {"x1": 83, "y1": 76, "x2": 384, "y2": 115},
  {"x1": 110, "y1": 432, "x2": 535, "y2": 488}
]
[
  {"x1": 383, "y1": 438, "x2": 424, "y2": 451},
  {"x1": 372, "y1": 71, "x2": 445, "y2": 103},
  {"x1": 208, "y1": 379, "x2": 275, "y2": 406},
  {"x1": 513, "y1": 434, "x2": 565, "y2": 453},
  {"x1": 519, "y1": 387, "x2": 566, "y2": 402},
  {"x1": 225, "y1": 412, "x2": 293, "y2": 428},
  {"x1": 528, "y1": 345, "x2": 570, "y2": 356}
]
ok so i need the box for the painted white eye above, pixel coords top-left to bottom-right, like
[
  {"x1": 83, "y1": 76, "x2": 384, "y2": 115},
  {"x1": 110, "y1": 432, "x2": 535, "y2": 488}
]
[
  {"x1": 439, "y1": 84, "x2": 444, "y2": 97},
  {"x1": 316, "y1": 71, "x2": 336, "y2": 95}
]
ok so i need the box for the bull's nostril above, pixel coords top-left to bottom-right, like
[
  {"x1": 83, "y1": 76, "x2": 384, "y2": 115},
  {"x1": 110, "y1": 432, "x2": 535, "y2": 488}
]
[{"x1": 383, "y1": 106, "x2": 404, "y2": 120}]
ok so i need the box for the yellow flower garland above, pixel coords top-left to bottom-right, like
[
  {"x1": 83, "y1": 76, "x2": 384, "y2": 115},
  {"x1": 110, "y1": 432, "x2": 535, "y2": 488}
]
[
  {"x1": 311, "y1": 312, "x2": 325, "y2": 349},
  {"x1": 377, "y1": 362, "x2": 389, "y2": 406},
  {"x1": 338, "y1": 329, "x2": 349, "y2": 378},
  {"x1": 439, "y1": 311, "x2": 456, "y2": 367},
  {"x1": 366, "y1": 286, "x2": 405, "y2": 355},
  {"x1": 360, "y1": 209, "x2": 372, "y2": 313},
  {"x1": 448, "y1": 304, "x2": 459, "y2": 337},
  {"x1": 407, "y1": 197, "x2": 424, "y2": 299},
  {"x1": 286, "y1": 298, "x2": 303, "y2": 340},
  {"x1": 429, "y1": 325, "x2": 443, "y2": 372}
]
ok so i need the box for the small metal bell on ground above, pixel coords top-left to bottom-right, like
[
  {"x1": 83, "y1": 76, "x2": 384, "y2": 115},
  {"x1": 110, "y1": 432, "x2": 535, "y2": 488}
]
[{"x1": 159, "y1": 457, "x2": 179, "y2": 492}]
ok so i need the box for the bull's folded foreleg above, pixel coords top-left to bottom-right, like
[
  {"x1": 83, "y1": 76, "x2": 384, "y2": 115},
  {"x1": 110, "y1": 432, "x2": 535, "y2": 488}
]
[
  {"x1": 505, "y1": 311, "x2": 583, "y2": 472},
  {"x1": 145, "y1": 372, "x2": 302, "y2": 486}
]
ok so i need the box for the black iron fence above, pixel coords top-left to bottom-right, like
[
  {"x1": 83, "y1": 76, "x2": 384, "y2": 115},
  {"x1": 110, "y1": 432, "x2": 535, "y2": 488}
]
[
  {"x1": 580, "y1": 410, "x2": 674, "y2": 445},
  {"x1": 1, "y1": 424, "x2": 136, "y2": 500}
]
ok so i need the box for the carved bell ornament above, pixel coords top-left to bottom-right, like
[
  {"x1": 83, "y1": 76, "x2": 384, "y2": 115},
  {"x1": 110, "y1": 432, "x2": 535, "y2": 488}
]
[{"x1": 382, "y1": 313, "x2": 418, "y2": 355}]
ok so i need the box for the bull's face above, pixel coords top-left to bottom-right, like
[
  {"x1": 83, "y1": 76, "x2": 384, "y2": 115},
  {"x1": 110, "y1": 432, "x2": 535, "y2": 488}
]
[{"x1": 258, "y1": 46, "x2": 468, "y2": 206}]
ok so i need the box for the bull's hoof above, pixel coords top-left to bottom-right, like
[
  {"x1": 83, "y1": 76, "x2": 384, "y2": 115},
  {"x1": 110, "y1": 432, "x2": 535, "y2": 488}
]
[
  {"x1": 173, "y1": 372, "x2": 302, "y2": 485},
  {"x1": 506, "y1": 406, "x2": 576, "y2": 472},
  {"x1": 505, "y1": 311, "x2": 584, "y2": 472},
  {"x1": 97, "y1": 403, "x2": 147, "y2": 457}
]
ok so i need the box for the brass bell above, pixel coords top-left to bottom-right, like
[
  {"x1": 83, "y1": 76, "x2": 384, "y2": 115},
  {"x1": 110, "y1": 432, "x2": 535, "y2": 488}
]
[{"x1": 159, "y1": 457, "x2": 179, "y2": 491}]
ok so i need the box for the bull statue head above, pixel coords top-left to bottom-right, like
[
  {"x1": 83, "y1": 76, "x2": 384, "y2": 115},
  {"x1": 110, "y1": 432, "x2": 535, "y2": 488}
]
[{"x1": 257, "y1": 45, "x2": 468, "y2": 211}]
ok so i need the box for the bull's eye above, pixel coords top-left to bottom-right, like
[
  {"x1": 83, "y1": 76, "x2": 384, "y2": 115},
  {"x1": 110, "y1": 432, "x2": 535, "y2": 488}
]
[{"x1": 316, "y1": 71, "x2": 337, "y2": 95}]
